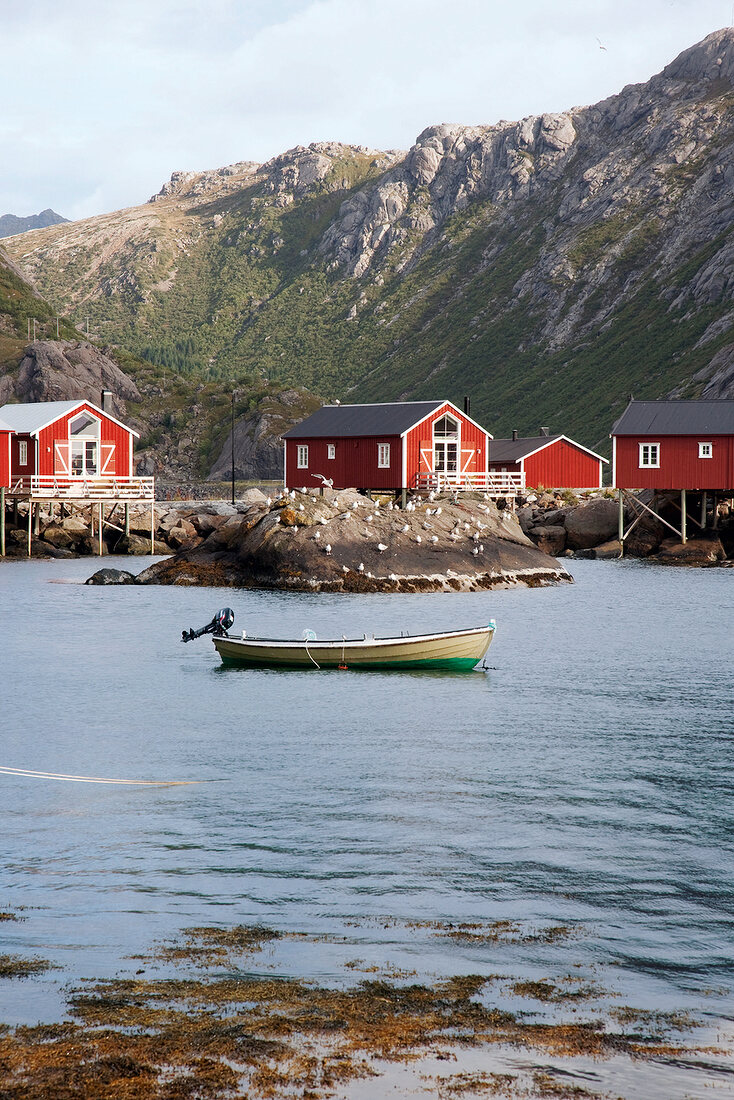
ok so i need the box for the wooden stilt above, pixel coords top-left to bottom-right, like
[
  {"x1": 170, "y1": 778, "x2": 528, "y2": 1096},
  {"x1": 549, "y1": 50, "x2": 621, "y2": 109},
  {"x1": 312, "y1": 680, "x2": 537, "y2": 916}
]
[
  {"x1": 681, "y1": 489, "x2": 687, "y2": 544},
  {"x1": 33, "y1": 502, "x2": 40, "y2": 536},
  {"x1": 701, "y1": 492, "x2": 707, "y2": 530},
  {"x1": 0, "y1": 485, "x2": 5, "y2": 557},
  {"x1": 713, "y1": 492, "x2": 719, "y2": 529},
  {"x1": 618, "y1": 488, "x2": 624, "y2": 554},
  {"x1": 98, "y1": 503, "x2": 103, "y2": 555},
  {"x1": 124, "y1": 502, "x2": 130, "y2": 537},
  {"x1": 27, "y1": 505, "x2": 32, "y2": 557},
  {"x1": 150, "y1": 504, "x2": 155, "y2": 554}
]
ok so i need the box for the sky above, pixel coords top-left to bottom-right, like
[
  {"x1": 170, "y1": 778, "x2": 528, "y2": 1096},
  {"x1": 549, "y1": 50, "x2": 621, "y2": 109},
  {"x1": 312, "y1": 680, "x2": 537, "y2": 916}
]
[{"x1": 1, "y1": 0, "x2": 731, "y2": 222}]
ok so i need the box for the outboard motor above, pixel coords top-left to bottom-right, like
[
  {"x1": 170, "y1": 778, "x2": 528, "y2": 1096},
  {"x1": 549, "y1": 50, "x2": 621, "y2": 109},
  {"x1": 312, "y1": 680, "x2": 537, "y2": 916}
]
[{"x1": 182, "y1": 607, "x2": 235, "y2": 643}]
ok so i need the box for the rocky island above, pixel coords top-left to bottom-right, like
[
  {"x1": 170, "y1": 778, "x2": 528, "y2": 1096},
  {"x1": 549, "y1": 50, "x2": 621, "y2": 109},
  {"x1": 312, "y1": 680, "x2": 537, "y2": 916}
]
[{"x1": 131, "y1": 489, "x2": 571, "y2": 591}]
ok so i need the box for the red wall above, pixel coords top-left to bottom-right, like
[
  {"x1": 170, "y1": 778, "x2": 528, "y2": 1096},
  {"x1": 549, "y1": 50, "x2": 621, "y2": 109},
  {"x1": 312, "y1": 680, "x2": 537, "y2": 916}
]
[
  {"x1": 614, "y1": 435, "x2": 734, "y2": 490},
  {"x1": 0, "y1": 430, "x2": 11, "y2": 488},
  {"x1": 11, "y1": 433, "x2": 36, "y2": 476},
  {"x1": 285, "y1": 434, "x2": 403, "y2": 490},
  {"x1": 522, "y1": 439, "x2": 603, "y2": 489},
  {"x1": 404, "y1": 403, "x2": 488, "y2": 487},
  {"x1": 34, "y1": 403, "x2": 133, "y2": 478}
]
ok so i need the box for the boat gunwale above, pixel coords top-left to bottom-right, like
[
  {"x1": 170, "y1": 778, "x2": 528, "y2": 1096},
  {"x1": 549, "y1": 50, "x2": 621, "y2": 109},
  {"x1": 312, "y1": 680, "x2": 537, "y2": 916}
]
[{"x1": 213, "y1": 624, "x2": 495, "y2": 652}]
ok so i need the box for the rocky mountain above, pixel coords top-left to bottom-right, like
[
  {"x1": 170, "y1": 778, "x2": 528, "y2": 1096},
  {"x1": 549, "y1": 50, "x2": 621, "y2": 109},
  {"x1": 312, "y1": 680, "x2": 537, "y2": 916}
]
[
  {"x1": 4, "y1": 29, "x2": 734, "y2": 456},
  {"x1": 0, "y1": 250, "x2": 318, "y2": 483},
  {"x1": 0, "y1": 209, "x2": 69, "y2": 238}
]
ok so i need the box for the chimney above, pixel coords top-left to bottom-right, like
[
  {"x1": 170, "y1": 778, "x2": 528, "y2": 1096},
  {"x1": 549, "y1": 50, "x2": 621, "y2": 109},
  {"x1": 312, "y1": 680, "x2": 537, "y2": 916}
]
[
  {"x1": 540, "y1": 426, "x2": 549, "y2": 436},
  {"x1": 463, "y1": 395, "x2": 471, "y2": 417},
  {"x1": 511, "y1": 429, "x2": 518, "y2": 441},
  {"x1": 101, "y1": 390, "x2": 113, "y2": 414}
]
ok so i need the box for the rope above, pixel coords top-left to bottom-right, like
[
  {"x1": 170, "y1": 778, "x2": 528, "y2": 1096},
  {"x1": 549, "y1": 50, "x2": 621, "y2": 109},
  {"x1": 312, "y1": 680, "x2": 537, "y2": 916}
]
[
  {"x1": 304, "y1": 638, "x2": 320, "y2": 669},
  {"x1": 0, "y1": 766, "x2": 197, "y2": 786}
]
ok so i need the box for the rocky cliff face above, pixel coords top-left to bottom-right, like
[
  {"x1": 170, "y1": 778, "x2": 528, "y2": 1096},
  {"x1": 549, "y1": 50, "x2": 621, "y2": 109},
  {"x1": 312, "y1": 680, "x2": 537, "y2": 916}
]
[
  {"x1": 207, "y1": 388, "x2": 322, "y2": 481},
  {"x1": 0, "y1": 340, "x2": 141, "y2": 416},
  {"x1": 5, "y1": 30, "x2": 734, "y2": 452}
]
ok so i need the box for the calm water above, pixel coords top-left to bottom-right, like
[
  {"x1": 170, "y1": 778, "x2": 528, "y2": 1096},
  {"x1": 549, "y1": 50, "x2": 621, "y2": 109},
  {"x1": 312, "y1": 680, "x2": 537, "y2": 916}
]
[{"x1": 0, "y1": 556, "x2": 732, "y2": 1096}]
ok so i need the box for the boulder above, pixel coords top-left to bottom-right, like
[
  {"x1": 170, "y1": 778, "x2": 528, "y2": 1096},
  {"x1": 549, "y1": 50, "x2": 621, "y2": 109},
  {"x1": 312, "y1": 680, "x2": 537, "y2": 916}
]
[
  {"x1": 530, "y1": 524, "x2": 566, "y2": 556},
  {"x1": 116, "y1": 533, "x2": 156, "y2": 555},
  {"x1": 167, "y1": 520, "x2": 199, "y2": 549},
  {"x1": 592, "y1": 539, "x2": 622, "y2": 559},
  {"x1": 190, "y1": 513, "x2": 228, "y2": 536},
  {"x1": 61, "y1": 515, "x2": 89, "y2": 537},
  {"x1": 41, "y1": 525, "x2": 75, "y2": 548},
  {"x1": 239, "y1": 488, "x2": 268, "y2": 506},
  {"x1": 564, "y1": 499, "x2": 619, "y2": 550},
  {"x1": 654, "y1": 536, "x2": 726, "y2": 565},
  {"x1": 85, "y1": 567, "x2": 136, "y2": 585}
]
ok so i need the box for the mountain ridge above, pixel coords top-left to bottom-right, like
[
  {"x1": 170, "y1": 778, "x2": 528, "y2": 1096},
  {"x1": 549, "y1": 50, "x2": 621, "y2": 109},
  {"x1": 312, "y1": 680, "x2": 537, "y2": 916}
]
[{"x1": 4, "y1": 28, "x2": 734, "y2": 459}]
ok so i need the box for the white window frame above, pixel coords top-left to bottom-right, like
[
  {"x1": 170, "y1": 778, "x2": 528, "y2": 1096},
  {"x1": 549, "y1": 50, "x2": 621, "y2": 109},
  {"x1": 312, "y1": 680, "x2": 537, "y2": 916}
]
[
  {"x1": 18, "y1": 440, "x2": 28, "y2": 466},
  {"x1": 327, "y1": 443, "x2": 336, "y2": 460},
  {"x1": 698, "y1": 442, "x2": 712, "y2": 459},
  {"x1": 377, "y1": 442, "x2": 391, "y2": 469},
  {"x1": 639, "y1": 442, "x2": 660, "y2": 468},
  {"x1": 296, "y1": 444, "x2": 309, "y2": 469}
]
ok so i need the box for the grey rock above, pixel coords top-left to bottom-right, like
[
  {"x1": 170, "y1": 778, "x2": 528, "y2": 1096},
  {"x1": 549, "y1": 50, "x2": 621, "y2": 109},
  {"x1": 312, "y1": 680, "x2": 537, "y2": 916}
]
[
  {"x1": 564, "y1": 499, "x2": 619, "y2": 550},
  {"x1": 85, "y1": 567, "x2": 136, "y2": 585}
]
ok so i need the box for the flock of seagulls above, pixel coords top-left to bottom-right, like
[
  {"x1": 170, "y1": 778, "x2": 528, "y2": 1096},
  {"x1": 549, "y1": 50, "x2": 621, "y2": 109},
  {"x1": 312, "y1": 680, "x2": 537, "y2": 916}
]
[{"x1": 273, "y1": 489, "x2": 495, "y2": 581}]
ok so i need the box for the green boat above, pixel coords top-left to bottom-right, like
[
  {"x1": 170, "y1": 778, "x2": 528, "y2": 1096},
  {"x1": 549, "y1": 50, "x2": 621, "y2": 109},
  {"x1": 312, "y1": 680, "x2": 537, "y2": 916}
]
[{"x1": 182, "y1": 610, "x2": 495, "y2": 671}]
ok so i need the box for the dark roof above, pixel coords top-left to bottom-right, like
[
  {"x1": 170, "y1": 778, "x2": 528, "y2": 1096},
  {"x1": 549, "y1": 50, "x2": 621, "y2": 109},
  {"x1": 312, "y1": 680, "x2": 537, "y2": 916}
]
[
  {"x1": 490, "y1": 434, "x2": 562, "y2": 462},
  {"x1": 611, "y1": 400, "x2": 734, "y2": 436},
  {"x1": 283, "y1": 401, "x2": 445, "y2": 439}
]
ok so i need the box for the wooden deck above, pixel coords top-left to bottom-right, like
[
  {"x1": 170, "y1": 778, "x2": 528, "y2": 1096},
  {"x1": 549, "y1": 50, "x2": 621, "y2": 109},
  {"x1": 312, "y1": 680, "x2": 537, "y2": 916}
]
[{"x1": 1, "y1": 475, "x2": 156, "y2": 557}]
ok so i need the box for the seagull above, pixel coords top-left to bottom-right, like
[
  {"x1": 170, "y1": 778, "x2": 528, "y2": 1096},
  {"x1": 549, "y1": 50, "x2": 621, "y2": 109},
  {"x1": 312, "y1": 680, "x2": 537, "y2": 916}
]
[
  {"x1": 299, "y1": 503, "x2": 305, "y2": 511},
  {"x1": 366, "y1": 514, "x2": 373, "y2": 523},
  {"x1": 449, "y1": 532, "x2": 458, "y2": 541},
  {"x1": 423, "y1": 522, "x2": 433, "y2": 530},
  {"x1": 401, "y1": 523, "x2": 409, "y2": 533},
  {"x1": 415, "y1": 535, "x2": 422, "y2": 543},
  {"x1": 324, "y1": 544, "x2": 332, "y2": 554},
  {"x1": 266, "y1": 497, "x2": 273, "y2": 507},
  {"x1": 596, "y1": 36, "x2": 607, "y2": 51},
  {"x1": 377, "y1": 543, "x2": 388, "y2": 552},
  {"x1": 479, "y1": 544, "x2": 484, "y2": 552},
  {"x1": 293, "y1": 525, "x2": 298, "y2": 533},
  {"x1": 435, "y1": 507, "x2": 442, "y2": 516},
  {"x1": 314, "y1": 530, "x2": 321, "y2": 540},
  {"x1": 358, "y1": 562, "x2": 364, "y2": 572},
  {"x1": 342, "y1": 565, "x2": 349, "y2": 573},
  {"x1": 430, "y1": 535, "x2": 438, "y2": 543},
  {"x1": 472, "y1": 547, "x2": 479, "y2": 556},
  {"x1": 290, "y1": 490, "x2": 296, "y2": 499},
  {"x1": 428, "y1": 491, "x2": 435, "y2": 501},
  {"x1": 320, "y1": 517, "x2": 328, "y2": 525},
  {"x1": 473, "y1": 533, "x2": 479, "y2": 542},
  {"x1": 389, "y1": 573, "x2": 398, "y2": 581},
  {"x1": 352, "y1": 501, "x2": 359, "y2": 510},
  {"x1": 313, "y1": 473, "x2": 334, "y2": 489}
]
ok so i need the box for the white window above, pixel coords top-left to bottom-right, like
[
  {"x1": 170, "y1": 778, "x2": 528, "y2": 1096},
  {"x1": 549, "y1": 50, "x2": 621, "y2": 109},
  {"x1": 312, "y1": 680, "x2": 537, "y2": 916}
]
[
  {"x1": 377, "y1": 442, "x2": 390, "y2": 468},
  {"x1": 698, "y1": 442, "x2": 712, "y2": 458},
  {"x1": 297, "y1": 444, "x2": 309, "y2": 469},
  {"x1": 18, "y1": 440, "x2": 27, "y2": 466},
  {"x1": 327, "y1": 443, "x2": 336, "y2": 460},
  {"x1": 639, "y1": 442, "x2": 660, "y2": 468}
]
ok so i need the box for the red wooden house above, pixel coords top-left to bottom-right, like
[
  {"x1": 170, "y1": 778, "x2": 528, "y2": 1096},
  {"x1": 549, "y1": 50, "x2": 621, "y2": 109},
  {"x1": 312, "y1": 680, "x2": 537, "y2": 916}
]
[
  {"x1": 611, "y1": 399, "x2": 734, "y2": 546},
  {"x1": 0, "y1": 398, "x2": 138, "y2": 486},
  {"x1": 489, "y1": 430, "x2": 607, "y2": 490},
  {"x1": 611, "y1": 400, "x2": 734, "y2": 490},
  {"x1": 0, "y1": 416, "x2": 11, "y2": 489},
  {"x1": 282, "y1": 400, "x2": 492, "y2": 493}
]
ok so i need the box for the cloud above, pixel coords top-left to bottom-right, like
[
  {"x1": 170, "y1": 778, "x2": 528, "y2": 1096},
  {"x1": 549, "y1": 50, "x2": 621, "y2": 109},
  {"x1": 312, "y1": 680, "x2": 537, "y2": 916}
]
[{"x1": 0, "y1": 0, "x2": 728, "y2": 218}]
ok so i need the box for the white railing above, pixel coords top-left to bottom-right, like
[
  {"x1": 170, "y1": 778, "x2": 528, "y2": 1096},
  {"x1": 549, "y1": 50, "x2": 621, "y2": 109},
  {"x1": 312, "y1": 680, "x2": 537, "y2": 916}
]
[
  {"x1": 9, "y1": 475, "x2": 155, "y2": 500},
  {"x1": 413, "y1": 471, "x2": 525, "y2": 495}
]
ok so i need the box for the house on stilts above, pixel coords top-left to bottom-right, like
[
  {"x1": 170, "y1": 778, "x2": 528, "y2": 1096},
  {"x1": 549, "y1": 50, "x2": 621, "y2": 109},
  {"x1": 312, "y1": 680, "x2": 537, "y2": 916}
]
[
  {"x1": 0, "y1": 393, "x2": 154, "y2": 556},
  {"x1": 611, "y1": 399, "x2": 734, "y2": 549}
]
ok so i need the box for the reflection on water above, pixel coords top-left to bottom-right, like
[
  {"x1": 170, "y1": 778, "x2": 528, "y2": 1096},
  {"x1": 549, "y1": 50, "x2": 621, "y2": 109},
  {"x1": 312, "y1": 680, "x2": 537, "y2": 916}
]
[{"x1": 0, "y1": 556, "x2": 732, "y2": 1097}]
